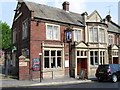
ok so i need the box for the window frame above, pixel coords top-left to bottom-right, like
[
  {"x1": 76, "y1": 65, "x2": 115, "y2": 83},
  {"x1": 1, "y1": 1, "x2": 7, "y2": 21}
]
[
  {"x1": 43, "y1": 49, "x2": 63, "y2": 69},
  {"x1": 89, "y1": 27, "x2": 98, "y2": 43},
  {"x1": 108, "y1": 34, "x2": 114, "y2": 45},
  {"x1": 73, "y1": 28, "x2": 82, "y2": 42},
  {"x1": 99, "y1": 28, "x2": 105, "y2": 43},
  {"x1": 22, "y1": 18, "x2": 28, "y2": 39},
  {"x1": 90, "y1": 51, "x2": 99, "y2": 66},
  {"x1": 13, "y1": 28, "x2": 16, "y2": 44},
  {"x1": 46, "y1": 23, "x2": 60, "y2": 40}
]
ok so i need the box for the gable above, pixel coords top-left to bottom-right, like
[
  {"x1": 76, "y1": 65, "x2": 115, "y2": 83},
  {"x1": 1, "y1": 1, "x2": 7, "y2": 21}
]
[
  {"x1": 75, "y1": 42, "x2": 88, "y2": 48},
  {"x1": 87, "y1": 10, "x2": 102, "y2": 22},
  {"x1": 112, "y1": 45, "x2": 118, "y2": 50}
]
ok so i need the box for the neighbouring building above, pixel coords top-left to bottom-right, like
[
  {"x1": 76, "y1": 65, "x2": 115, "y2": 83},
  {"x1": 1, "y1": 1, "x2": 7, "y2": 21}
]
[{"x1": 11, "y1": 0, "x2": 120, "y2": 79}]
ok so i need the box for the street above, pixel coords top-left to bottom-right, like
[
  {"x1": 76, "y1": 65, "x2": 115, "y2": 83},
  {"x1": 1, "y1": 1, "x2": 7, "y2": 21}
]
[
  {"x1": 2, "y1": 80, "x2": 120, "y2": 90},
  {"x1": 29, "y1": 81, "x2": 120, "y2": 88}
]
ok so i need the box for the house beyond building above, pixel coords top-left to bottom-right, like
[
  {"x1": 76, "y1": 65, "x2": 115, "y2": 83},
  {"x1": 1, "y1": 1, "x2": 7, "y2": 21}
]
[{"x1": 11, "y1": 0, "x2": 120, "y2": 79}]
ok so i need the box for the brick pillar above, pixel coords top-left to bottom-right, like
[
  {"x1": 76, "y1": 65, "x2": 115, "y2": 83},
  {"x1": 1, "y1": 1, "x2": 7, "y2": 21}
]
[
  {"x1": 19, "y1": 55, "x2": 30, "y2": 80},
  {"x1": 108, "y1": 45, "x2": 112, "y2": 64}
]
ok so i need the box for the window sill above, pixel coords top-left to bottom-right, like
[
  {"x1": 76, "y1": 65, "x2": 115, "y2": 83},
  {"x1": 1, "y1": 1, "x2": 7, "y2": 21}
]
[
  {"x1": 90, "y1": 65, "x2": 98, "y2": 68},
  {"x1": 43, "y1": 67, "x2": 63, "y2": 71}
]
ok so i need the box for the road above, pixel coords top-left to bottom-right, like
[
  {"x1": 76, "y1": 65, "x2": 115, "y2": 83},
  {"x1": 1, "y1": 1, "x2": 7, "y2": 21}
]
[
  {"x1": 2, "y1": 80, "x2": 120, "y2": 90},
  {"x1": 30, "y1": 81, "x2": 120, "y2": 88}
]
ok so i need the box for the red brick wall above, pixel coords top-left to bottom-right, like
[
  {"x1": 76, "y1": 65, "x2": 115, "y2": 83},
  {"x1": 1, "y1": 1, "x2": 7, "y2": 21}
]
[{"x1": 30, "y1": 22, "x2": 71, "y2": 78}]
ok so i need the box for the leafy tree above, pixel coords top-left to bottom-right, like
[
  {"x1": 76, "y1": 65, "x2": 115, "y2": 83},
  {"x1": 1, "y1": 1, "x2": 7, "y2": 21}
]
[{"x1": 0, "y1": 21, "x2": 12, "y2": 50}]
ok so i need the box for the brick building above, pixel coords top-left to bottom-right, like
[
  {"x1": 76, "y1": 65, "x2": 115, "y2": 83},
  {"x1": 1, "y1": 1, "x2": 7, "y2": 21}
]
[{"x1": 11, "y1": 0, "x2": 120, "y2": 79}]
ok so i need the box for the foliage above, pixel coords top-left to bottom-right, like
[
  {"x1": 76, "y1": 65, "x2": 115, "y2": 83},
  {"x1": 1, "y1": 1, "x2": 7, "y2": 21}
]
[{"x1": 0, "y1": 21, "x2": 12, "y2": 50}]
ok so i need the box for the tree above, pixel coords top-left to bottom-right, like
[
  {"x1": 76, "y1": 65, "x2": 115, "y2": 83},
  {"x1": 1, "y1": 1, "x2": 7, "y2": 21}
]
[{"x1": 0, "y1": 21, "x2": 12, "y2": 50}]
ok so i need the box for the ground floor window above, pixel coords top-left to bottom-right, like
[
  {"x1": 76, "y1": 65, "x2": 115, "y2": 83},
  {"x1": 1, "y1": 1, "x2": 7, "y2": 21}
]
[
  {"x1": 44, "y1": 50, "x2": 62, "y2": 68},
  {"x1": 100, "y1": 51, "x2": 105, "y2": 64},
  {"x1": 90, "y1": 51, "x2": 98, "y2": 66}
]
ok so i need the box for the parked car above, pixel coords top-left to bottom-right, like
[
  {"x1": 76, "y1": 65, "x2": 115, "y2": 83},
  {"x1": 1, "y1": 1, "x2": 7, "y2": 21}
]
[{"x1": 95, "y1": 64, "x2": 120, "y2": 83}]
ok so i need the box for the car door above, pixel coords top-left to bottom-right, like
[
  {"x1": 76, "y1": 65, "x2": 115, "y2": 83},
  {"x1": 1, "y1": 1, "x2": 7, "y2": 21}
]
[{"x1": 118, "y1": 64, "x2": 120, "y2": 79}]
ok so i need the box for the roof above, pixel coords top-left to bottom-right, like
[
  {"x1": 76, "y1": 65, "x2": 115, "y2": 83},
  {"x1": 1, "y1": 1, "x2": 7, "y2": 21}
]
[
  {"x1": 24, "y1": 1, "x2": 84, "y2": 26},
  {"x1": 108, "y1": 21, "x2": 120, "y2": 33}
]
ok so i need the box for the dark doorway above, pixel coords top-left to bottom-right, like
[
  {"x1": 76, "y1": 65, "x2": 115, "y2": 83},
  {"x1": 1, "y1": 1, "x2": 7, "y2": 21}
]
[
  {"x1": 113, "y1": 57, "x2": 119, "y2": 64},
  {"x1": 77, "y1": 58, "x2": 87, "y2": 76}
]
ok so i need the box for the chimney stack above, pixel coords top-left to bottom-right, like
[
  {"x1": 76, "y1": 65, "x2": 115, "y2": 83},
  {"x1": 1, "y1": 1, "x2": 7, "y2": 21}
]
[
  {"x1": 62, "y1": 1, "x2": 69, "y2": 11},
  {"x1": 106, "y1": 15, "x2": 111, "y2": 22}
]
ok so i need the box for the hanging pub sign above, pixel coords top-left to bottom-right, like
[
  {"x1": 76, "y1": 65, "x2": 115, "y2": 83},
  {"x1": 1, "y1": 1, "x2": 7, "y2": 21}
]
[
  {"x1": 66, "y1": 30, "x2": 72, "y2": 43},
  {"x1": 32, "y1": 58, "x2": 40, "y2": 71}
]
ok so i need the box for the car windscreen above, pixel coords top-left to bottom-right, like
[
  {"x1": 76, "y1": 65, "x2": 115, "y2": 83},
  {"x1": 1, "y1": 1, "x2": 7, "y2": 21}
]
[{"x1": 98, "y1": 65, "x2": 109, "y2": 70}]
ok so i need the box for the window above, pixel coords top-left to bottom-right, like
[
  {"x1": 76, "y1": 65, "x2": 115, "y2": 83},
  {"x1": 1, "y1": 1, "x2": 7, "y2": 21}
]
[
  {"x1": 22, "y1": 48, "x2": 29, "y2": 58},
  {"x1": 74, "y1": 29, "x2": 82, "y2": 42},
  {"x1": 44, "y1": 50, "x2": 62, "y2": 68},
  {"x1": 112, "y1": 51, "x2": 118, "y2": 56},
  {"x1": 89, "y1": 28, "x2": 98, "y2": 42},
  {"x1": 44, "y1": 50, "x2": 49, "y2": 68},
  {"x1": 77, "y1": 50, "x2": 87, "y2": 57},
  {"x1": 13, "y1": 29, "x2": 16, "y2": 43},
  {"x1": 108, "y1": 34, "x2": 114, "y2": 45},
  {"x1": 22, "y1": 19, "x2": 28, "y2": 39},
  {"x1": 90, "y1": 51, "x2": 98, "y2": 65},
  {"x1": 100, "y1": 51, "x2": 105, "y2": 64},
  {"x1": 46, "y1": 24, "x2": 60, "y2": 40},
  {"x1": 116, "y1": 35, "x2": 119, "y2": 45},
  {"x1": 99, "y1": 28, "x2": 105, "y2": 43}
]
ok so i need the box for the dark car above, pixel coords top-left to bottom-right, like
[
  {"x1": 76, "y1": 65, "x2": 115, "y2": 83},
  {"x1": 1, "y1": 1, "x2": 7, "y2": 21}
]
[{"x1": 95, "y1": 64, "x2": 120, "y2": 83}]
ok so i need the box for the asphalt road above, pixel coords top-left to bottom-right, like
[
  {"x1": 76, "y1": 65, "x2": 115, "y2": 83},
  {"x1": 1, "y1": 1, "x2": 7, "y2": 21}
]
[
  {"x1": 2, "y1": 80, "x2": 120, "y2": 90},
  {"x1": 30, "y1": 81, "x2": 120, "y2": 88}
]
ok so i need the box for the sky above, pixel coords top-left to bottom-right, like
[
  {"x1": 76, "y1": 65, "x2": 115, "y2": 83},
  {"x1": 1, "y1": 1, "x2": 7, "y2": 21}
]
[{"x1": 0, "y1": 0, "x2": 119, "y2": 28}]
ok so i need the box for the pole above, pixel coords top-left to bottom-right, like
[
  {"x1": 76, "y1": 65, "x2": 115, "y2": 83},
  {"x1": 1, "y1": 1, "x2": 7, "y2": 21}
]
[
  {"x1": 69, "y1": 42, "x2": 71, "y2": 77},
  {"x1": 40, "y1": 55, "x2": 42, "y2": 82},
  {"x1": 39, "y1": 53, "x2": 42, "y2": 82}
]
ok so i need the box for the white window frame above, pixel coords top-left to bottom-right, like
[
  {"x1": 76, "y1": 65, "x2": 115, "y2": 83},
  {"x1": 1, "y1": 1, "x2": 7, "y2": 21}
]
[
  {"x1": 100, "y1": 51, "x2": 105, "y2": 65},
  {"x1": 89, "y1": 27, "x2": 98, "y2": 43},
  {"x1": 99, "y1": 28, "x2": 105, "y2": 43},
  {"x1": 90, "y1": 51, "x2": 98, "y2": 66},
  {"x1": 22, "y1": 18, "x2": 28, "y2": 39},
  {"x1": 108, "y1": 34, "x2": 114, "y2": 45},
  {"x1": 46, "y1": 23, "x2": 60, "y2": 40},
  {"x1": 43, "y1": 49, "x2": 63, "y2": 69},
  {"x1": 73, "y1": 28, "x2": 82, "y2": 42}
]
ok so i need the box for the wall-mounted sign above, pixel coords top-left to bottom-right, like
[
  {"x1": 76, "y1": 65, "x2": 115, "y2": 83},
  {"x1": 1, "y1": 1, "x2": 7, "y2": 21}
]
[
  {"x1": 19, "y1": 62, "x2": 27, "y2": 66},
  {"x1": 66, "y1": 31, "x2": 72, "y2": 43},
  {"x1": 65, "y1": 60, "x2": 69, "y2": 67},
  {"x1": 32, "y1": 58, "x2": 40, "y2": 71}
]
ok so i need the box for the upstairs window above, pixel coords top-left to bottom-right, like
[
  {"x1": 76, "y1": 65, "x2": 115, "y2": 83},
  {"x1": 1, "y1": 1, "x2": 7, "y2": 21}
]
[
  {"x1": 99, "y1": 28, "x2": 105, "y2": 43},
  {"x1": 74, "y1": 28, "x2": 82, "y2": 42},
  {"x1": 13, "y1": 29, "x2": 16, "y2": 44},
  {"x1": 22, "y1": 19, "x2": 28, "y2": 39},
  {"x1": 108, "y1": 34, "x2": 114, "y2": 45},
  {"x1": 89, "y1": 28, "x2": 98, "y2": 42},
  {"x1": 46, "y1": 24, "x2": 60, "y2": 40}
]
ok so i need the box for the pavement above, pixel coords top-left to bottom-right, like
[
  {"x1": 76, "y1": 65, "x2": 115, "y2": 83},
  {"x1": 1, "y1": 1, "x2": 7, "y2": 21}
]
[{"x1": 0, "y1": 74, "x2": 93, "y2": 88}]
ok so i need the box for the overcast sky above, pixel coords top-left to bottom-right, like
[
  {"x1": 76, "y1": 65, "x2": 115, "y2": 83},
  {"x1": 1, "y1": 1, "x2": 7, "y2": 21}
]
[{"x1": 0, "y1": 0, "x2": 119, "y2": 28}]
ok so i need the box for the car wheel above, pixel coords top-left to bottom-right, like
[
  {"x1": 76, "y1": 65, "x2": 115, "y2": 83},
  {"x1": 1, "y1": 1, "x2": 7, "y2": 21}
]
[
  {"x1": 98, "y1": 78, "x2": 102, "y2": 82},
  {"x1": 112, "y1": 75, "x2": 117, "y2": 83}
]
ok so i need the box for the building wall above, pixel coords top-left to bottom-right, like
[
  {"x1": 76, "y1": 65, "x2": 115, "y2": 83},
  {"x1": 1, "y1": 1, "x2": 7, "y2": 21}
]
[
  {"x1": 30, "y1": 20, "x2": 75, "y2": 79},
  {"x1": 11, "y1": 2, "x2": 31, "y2": 76}
]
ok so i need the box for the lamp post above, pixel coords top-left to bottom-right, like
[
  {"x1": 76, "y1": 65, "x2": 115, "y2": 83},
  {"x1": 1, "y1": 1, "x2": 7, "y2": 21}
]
[
  {"x1": 64, "y1": 27, "x2": 73, "y2": 77},
  {"x1": 39, "y1": 53, "x2": 42, "y2": 82}
]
